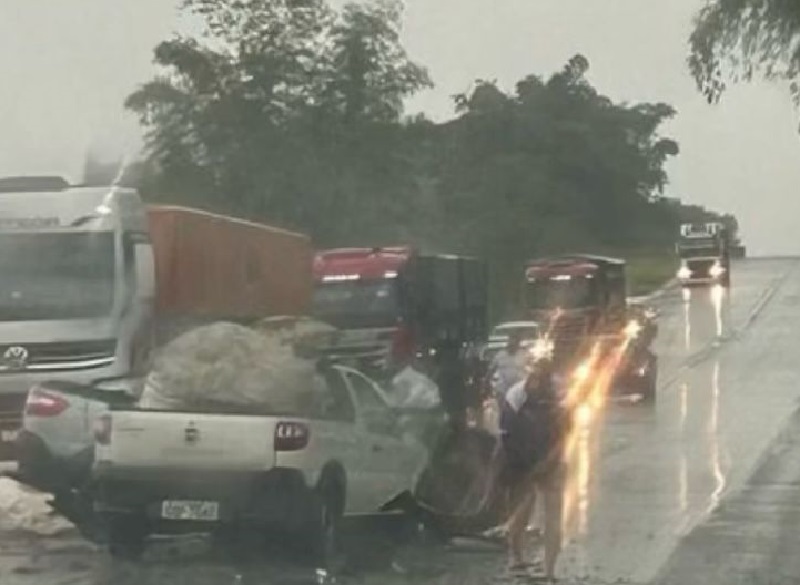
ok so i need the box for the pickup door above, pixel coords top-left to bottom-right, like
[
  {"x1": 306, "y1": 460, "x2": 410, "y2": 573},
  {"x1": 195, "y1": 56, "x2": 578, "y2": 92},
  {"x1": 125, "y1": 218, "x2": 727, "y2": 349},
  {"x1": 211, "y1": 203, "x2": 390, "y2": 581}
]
[
  {"x1": 96, "y1": 411, "x2": 279, "y2": 473},
  {"x1": 340, "y1": 368, "x2": 427, "y2": 507}
]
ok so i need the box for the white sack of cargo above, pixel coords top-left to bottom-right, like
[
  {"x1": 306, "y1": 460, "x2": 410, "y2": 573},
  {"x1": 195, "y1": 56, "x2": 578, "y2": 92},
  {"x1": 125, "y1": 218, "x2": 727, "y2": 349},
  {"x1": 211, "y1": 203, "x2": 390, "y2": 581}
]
[
  {"x1": 139, "y1": 321, "x2": 317, "y2": 414},
  {"x1": 0, "y1": 477, "x2": 73, "y2": 536},
  {"x1": 254, "y1": 315, "x2": 338, "y2": 355}
]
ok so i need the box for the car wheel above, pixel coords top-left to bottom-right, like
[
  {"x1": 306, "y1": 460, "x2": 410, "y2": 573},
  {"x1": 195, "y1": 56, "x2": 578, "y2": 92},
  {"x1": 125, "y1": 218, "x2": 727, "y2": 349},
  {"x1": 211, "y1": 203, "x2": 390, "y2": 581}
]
[
  {"x1": 305, "y1": 481, "x2": 345, "y2": 573},
  {"x1": 106, "y1": 515, "x2": 148, "y2": 561}
]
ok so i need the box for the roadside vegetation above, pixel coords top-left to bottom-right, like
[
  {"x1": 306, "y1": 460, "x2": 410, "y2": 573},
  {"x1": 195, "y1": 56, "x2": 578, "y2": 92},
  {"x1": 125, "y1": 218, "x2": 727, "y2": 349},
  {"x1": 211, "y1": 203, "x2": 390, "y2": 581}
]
[{"x1": 85, "y1": 0, "x2": 738, "y2": 307}]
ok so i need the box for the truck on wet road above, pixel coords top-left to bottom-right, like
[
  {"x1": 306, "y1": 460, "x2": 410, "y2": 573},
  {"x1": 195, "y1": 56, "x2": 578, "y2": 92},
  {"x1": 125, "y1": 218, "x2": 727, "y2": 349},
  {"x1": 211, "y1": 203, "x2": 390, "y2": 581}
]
[
  {"x1": 311, "y1": 247, "x2": 488, "y2": 422},
  {"x1": 523, "y1": 254, "x2": 658, "y2": 402},
  {"x1": 676, "y1": 222, "x2": 731, "y2": 287},
  {"x1": 11, "y1": 190, "x2": 313, "y2": 504},
  {"x1": 0, "y1": 176, "x2": 154, "y2": 463}
]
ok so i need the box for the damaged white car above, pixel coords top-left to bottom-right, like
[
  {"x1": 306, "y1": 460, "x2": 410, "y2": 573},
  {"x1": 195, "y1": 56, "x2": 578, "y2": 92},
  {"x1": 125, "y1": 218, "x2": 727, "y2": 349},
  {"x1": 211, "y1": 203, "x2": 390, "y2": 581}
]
[{"x1": 90, "y1": 322, "x2": 429, "y2": 564}]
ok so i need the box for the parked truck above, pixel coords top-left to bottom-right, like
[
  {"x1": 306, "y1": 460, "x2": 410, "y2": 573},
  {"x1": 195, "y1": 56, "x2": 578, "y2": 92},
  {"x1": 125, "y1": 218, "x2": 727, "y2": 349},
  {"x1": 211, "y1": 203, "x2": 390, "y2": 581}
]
[
  {"x1": 311, "y1": 247, "x2": 488, "y2": 414},
  {"x1": 523, "y1": 254, "x2": 658, "y2": 402},
  {"x1": 676, "y1": 222, "x2": 731, "y2": 287},
  {"x1": 6, "y1": 177, "x2": 312, "y2": 498}
]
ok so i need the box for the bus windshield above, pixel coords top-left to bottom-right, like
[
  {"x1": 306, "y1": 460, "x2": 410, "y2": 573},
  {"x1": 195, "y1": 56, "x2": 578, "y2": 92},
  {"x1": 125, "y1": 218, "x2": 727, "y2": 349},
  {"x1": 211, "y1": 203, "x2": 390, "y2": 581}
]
[{"x1": 0, "y1": 231, "x2": 116, "y2": 320}]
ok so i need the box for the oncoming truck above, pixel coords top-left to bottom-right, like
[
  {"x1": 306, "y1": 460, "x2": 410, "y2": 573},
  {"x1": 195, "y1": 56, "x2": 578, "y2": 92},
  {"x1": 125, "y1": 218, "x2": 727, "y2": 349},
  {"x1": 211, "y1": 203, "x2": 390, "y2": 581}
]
[
  {"x1": 523, "y1": 254, "x2": 657, "y2": 402},
  {"x1": 676, "y1": 222, "x2": 731, "y2": 287}
]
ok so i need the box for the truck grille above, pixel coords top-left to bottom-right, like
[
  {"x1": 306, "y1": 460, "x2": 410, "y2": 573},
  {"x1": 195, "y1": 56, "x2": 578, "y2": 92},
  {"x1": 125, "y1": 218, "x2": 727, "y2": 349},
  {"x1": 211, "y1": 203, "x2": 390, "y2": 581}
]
[
  {"x1": 687, "y1": 259, "x2": 715, "y2": 276},
  {"x1": 0, "y1": 392, "x2": 27, "y2": 428},
  {"x1": 0, "y1": 339, "x2": 117, "y2": 371}
]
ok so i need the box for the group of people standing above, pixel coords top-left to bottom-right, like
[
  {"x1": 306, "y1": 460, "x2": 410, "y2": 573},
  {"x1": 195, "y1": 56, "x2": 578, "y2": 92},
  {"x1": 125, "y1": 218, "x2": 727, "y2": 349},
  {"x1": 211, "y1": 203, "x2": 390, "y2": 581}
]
[{"x1": 486, "y1": 331, "x2": 572, "y2": 582}]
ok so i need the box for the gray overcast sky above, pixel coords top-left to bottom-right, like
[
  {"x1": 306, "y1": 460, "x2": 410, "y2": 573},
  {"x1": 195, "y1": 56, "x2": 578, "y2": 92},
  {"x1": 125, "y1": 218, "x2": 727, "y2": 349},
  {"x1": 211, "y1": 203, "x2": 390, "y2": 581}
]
[{"x1": 1, "y1": 0, "x2": 798, "y2": 255}]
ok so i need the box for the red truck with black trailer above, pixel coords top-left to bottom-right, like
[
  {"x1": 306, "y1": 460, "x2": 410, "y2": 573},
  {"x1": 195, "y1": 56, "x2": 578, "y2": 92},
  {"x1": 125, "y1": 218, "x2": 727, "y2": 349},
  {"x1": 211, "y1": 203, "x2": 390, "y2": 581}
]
[
  {"x1": 311, "y1": 246, "x2": 490, "y2": 449},
  {"x1": 523, "y1": 254, "x2": 657, "y2": 403}
]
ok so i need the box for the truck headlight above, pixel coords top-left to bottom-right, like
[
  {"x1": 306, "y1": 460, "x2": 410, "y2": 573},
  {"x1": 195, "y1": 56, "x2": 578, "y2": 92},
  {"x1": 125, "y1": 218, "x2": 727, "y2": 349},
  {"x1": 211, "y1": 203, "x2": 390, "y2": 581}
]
[
  {"x1": 709, "y1": 263, "x2": 725, "y2": 278},
  {"x1": 677, "y1": 266, "x2": 691, "y2": 279}
]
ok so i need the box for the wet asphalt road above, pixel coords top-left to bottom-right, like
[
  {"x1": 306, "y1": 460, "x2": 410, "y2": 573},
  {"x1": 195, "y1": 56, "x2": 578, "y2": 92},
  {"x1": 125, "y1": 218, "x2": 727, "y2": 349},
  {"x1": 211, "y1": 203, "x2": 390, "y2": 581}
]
[{"x1": 3, "y1": 257, "x2": 800, "y2": 585}]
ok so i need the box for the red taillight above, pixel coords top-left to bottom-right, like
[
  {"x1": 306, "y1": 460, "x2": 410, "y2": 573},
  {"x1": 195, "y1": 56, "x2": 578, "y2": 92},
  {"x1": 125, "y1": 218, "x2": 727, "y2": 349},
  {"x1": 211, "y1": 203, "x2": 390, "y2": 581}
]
[
  {"x1": 274, "y1": 421, "x2": 310, "y2": 452},
  {"x1": 93, "y1": 413, "x2": 112, "y2": 445},
  {"x1": 25, "y1": 388, "x2": 70, "y2": 418}
]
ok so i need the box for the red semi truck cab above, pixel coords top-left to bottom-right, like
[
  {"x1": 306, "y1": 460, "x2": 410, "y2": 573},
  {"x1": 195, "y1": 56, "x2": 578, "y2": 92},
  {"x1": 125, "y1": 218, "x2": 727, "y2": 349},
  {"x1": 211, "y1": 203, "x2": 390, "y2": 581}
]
[
  {"x1": 312, "y1": 247, "x2": 488, "y2": 376},
  {"x1": 312, "y1": 247, "x2": 413, "y2": 369},
  {"x1": 523, "y1": 254, "x2": 657, "y2": 401}
]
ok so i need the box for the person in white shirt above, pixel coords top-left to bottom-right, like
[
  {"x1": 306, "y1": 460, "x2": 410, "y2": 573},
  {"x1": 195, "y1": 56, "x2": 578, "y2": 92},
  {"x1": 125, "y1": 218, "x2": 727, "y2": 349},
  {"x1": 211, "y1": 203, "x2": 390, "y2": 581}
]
[{"x1": 487, "y1": 331, "x2": 528, "y2": 400}]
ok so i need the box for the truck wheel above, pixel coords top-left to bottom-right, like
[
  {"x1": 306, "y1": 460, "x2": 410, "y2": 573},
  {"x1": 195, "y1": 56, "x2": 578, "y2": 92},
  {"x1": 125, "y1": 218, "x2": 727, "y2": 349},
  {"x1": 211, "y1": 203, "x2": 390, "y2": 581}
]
[{"x1": 106, "y1": 515, "x2": 148, "y2": 561}]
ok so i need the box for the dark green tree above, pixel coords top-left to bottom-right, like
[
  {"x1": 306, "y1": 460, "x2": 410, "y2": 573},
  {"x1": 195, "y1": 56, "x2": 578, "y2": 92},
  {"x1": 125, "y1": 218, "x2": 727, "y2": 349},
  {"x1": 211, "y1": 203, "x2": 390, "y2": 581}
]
[{"x1": 689, "y1": 0, "x2": 800, "y2": 103}]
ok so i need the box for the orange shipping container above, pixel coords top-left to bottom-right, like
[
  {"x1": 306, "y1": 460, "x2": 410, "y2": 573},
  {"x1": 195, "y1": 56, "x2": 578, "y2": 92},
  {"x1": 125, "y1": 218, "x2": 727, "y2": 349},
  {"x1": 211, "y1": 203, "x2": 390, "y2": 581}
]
[{"x1": 147, "y1": 205, "x2": 313, "y2": 320}]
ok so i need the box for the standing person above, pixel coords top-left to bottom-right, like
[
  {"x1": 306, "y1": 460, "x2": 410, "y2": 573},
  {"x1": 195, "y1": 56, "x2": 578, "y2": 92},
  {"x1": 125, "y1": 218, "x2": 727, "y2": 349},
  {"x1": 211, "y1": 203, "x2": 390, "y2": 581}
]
[
  {"x1": 487, "y1": 331, "x2": 528, "y2": 399},
  {"x1": 499, "y1": 354, "x2": 570, "y2": 581}
]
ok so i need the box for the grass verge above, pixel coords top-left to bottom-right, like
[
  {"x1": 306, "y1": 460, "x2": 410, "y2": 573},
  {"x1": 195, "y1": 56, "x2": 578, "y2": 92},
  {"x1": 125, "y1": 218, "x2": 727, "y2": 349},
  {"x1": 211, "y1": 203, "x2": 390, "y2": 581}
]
[{"x1": 626, "y1": 254, "x2": 678, "y2": 297}]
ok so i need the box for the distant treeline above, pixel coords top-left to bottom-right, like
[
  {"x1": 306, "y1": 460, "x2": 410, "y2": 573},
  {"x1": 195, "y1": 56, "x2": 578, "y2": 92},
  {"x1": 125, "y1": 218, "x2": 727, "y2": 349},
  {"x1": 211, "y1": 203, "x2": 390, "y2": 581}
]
[{"x1": 83, "y1": 0, "x2": 738, "y2": 305}]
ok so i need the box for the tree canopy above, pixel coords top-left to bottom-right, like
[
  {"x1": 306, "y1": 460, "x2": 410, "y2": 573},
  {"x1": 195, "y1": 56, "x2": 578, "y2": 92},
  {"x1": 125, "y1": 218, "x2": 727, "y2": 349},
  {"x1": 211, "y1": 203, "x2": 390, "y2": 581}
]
[
  {"x1": 124, "y1": 0, "x2": 736, "y2": 309},
  {"x1": 689, "y1": 0, "x2": 800, "y2": 103}
]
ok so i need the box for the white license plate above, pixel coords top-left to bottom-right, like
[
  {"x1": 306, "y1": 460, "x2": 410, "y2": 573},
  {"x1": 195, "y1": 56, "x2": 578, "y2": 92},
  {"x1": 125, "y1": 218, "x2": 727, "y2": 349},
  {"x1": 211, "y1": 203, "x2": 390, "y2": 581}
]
[
  {"x1": 1, "y1": 430, "x2": 18, "y2": 443},
  {"x1": 161, "y1": 500, "x2": 220, "y2": 521}
]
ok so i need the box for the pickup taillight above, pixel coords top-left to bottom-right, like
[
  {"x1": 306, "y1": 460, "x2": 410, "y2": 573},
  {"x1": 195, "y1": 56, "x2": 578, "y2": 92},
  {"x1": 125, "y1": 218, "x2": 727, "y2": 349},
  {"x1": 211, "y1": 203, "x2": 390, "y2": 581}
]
[
  {"x1": 93, "y1": 413, "x2": 112, "y2": 445},
  {"x1": 274, "y1": 421, "x2": 310, "y2": 452},
  {"x1": 25, "y1": 388, "x2": 70, "y2": 418}
]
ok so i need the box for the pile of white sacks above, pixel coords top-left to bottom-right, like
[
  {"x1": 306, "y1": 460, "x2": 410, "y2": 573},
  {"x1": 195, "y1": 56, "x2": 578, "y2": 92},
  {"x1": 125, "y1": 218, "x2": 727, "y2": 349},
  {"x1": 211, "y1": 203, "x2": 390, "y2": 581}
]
[
  {"x1": 0, "y1": 477, "x2": 72, "y2": 536},
  {"x1": 139, "y1": 318, "x2": 336, "y2": 414}
]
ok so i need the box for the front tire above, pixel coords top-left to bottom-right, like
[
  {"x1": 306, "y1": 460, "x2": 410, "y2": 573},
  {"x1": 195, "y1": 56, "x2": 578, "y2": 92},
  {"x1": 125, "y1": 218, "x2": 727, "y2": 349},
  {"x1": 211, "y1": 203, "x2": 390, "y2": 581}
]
[{"x1": 304, "y1": 480, "x2": 345, "y2": 573}]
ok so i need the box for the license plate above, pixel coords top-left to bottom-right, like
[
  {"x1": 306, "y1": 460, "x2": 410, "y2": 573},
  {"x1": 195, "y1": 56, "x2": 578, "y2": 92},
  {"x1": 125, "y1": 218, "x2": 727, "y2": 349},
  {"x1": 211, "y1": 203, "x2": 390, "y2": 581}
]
[
  {"x1": 161, "y1": 500, "x2": 219, "y2": 521},
  {"x1": 1, "y1": 430, "x2": 18, "y2": 443}
]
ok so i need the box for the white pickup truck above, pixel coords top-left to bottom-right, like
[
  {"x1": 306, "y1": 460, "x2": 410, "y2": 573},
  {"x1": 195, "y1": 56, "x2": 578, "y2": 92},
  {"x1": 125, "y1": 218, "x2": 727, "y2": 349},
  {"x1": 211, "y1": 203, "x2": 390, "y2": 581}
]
[{"x1": 91, "y1": 364, "x2": 429, "y2": 563}]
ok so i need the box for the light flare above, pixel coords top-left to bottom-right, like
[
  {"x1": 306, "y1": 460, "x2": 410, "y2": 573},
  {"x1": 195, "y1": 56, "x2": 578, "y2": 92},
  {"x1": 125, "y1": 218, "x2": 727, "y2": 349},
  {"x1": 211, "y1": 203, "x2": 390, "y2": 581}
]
[{"x1": 710, "y1": 285, "x2": 725, "y2": 338}]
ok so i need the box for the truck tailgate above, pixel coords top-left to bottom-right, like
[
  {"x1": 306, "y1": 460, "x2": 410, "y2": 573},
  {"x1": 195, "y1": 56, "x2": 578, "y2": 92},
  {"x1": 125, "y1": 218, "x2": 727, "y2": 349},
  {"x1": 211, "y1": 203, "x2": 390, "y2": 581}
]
[{"x1": 99, "y1": 411, "x2": 278, "y2": 472}]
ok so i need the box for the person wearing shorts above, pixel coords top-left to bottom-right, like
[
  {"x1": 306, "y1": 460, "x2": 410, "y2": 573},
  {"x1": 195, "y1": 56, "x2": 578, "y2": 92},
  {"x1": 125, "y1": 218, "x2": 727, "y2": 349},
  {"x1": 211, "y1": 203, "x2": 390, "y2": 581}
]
[{"x1": 499, "y1": 356, "x2": 570, "y2": 581}]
